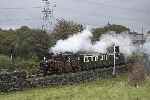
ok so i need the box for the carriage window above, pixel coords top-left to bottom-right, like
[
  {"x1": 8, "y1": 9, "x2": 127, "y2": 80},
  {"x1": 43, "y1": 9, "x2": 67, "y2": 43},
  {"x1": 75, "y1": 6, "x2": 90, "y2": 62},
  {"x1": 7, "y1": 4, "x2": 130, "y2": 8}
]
[
  {"x1": 95, "y1": 56, "x2": 98, "y2": 61},
  {"x1": 105, "y1": 55, "x2": 108, "y2": 60},
  {"x1": 100, "y1": 55, "x2": 104, "y2": 61},
  {"x1": 90, "y1": 56, "x2": 94, "y2": 61},
  {"x1": 84, "y1": 56, "x2": 89, "y2": 62}
]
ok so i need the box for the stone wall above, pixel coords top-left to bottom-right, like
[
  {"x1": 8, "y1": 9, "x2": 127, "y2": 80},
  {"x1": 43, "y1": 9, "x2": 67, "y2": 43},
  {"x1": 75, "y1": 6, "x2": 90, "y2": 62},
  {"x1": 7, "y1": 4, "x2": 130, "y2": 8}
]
[
  {"x1": 0, "y1": 71, "x2": 27, "y2": 92},
  {"x1": 0, "y1": 65, "x2": 127, "y2": 92}
]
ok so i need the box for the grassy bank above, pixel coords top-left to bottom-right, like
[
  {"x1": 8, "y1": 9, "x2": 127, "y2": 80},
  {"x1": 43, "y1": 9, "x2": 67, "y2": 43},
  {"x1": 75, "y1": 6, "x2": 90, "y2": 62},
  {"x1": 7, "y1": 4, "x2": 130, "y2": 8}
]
[{"x1": 0, "y1": 74, "x2": 150, "y2": 100}]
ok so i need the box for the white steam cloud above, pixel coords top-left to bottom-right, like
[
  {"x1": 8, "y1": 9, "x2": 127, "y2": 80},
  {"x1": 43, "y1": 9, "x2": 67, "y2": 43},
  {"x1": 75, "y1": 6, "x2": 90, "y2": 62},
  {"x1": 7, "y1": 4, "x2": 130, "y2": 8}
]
[
  {"x1": 50, "y1": 28, "x2": 136, "y2": 56},
  {"x1": 50, "y1": 29, "x2": 93, "y2": 54},
  {"x1": 93, "y1": 32, "x2": 136, "y2": 56}
]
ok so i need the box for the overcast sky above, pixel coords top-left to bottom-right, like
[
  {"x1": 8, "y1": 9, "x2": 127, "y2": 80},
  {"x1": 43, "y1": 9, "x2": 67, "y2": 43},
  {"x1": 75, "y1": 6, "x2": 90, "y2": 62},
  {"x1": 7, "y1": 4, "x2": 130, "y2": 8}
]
[{"x1": 0, "y1": 0, "x2": 149, "y2": 32}]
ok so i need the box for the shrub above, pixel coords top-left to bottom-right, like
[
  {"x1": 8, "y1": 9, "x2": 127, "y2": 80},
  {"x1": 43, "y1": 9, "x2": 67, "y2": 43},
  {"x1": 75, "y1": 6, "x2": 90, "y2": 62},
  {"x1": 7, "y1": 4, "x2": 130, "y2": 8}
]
[
  {"x1": 14, "y1": 57, "x2": 40, "y2": 74},
  {"x1": 0, "y1": 55, "x2": 14, "y2": 71},
  {"x1": 0, "y1": 55, "x2": 40, "y2": 74}
]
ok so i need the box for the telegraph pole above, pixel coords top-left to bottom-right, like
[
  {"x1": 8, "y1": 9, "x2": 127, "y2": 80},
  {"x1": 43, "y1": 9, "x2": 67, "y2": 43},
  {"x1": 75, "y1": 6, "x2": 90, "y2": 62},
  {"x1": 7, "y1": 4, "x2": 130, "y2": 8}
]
[
  {"x1": 41, "y1": 0, "x2": 56, "y2": 32},
  {"x1": 113, "y1": 44, "x2": 116, "y2": 76},
  {"x1": 112, "y1": 44, "x2": 120, "y2": 76}
]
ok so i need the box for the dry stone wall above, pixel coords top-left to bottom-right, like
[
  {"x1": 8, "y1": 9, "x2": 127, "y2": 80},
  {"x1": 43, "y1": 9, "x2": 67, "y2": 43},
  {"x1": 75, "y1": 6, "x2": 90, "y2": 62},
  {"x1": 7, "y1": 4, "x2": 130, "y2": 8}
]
[{"x1": 0, "y1": 65, "x2": 127, "y2": 92}]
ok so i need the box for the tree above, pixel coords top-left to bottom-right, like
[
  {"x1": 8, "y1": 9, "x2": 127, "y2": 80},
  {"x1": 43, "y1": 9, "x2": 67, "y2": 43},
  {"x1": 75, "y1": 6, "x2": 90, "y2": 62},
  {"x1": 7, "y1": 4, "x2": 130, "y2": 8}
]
[
  {"x1": 52, "y1": 19, "x2": 84, "y2": 40},
  {"x1": 0, "y1": 29, "x2": 17, "y2": 56},
  {"x1": 0, "y1": 26, "x2": 53, "y2": 59},
  {"x1": 15, "y1": 26, "x2": 51, "y2": 59},
  {"x1": 104, "y1": 24, "x2": 129, "y2": 33},
  {"x1": 92, "y1": 24, "x2": 130, "y2": 41}
]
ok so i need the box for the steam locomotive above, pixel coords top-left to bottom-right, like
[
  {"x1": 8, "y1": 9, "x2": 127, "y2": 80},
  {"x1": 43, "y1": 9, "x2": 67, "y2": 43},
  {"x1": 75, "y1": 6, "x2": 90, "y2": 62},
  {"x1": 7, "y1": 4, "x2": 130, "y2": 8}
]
[{"x1": 40, "y1": 46, "x2": 126, "y2": 75}]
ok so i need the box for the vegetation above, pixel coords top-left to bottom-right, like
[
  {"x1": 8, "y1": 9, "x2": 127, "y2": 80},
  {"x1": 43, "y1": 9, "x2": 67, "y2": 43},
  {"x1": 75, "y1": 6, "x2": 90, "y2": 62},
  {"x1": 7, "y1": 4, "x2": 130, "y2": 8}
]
[
  {"x1": 0, "y1": 54, "x2": 39, "y2": 73},
  {"x1": 0, "y1": 55, "x2": 13, "y2": 70},
  {"x1": 0, "y1": 74, "x2": 150, "y2": 100},
  {"x1": 0, "y1": 29, "x2": 16, "y2": 56},
  {"x1": 0, "y1": 26, "x2": 51, "y2": 59},
  {"x1": 15, "y1": 26, "x2": 51, "y2": 59},
  {"x1": 14, "y1": 57, "x2": 39, "y2": 74},
  {"x1": 51, "y1": 19, "x2": 84, "y2": 41},
  {"x1": 92, "y1": 24, "x2": 130, "y2": 41},
  {"x1": 0, "y1": 26, "x2": 50, "y2": 72}
]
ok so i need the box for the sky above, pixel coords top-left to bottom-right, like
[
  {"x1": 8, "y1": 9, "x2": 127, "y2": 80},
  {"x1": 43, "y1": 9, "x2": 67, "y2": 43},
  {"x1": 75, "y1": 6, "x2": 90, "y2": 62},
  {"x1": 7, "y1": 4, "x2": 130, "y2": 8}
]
[{"x1": 0, "y1": 0, "x2": 149, "y2": 32}]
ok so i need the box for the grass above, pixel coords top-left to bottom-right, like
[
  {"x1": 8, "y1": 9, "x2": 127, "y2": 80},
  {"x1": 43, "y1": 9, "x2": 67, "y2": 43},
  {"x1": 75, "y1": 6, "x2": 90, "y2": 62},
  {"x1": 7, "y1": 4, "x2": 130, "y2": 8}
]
[{"x1": 0, "y1": 74, "x2": 150, "y2": 100}]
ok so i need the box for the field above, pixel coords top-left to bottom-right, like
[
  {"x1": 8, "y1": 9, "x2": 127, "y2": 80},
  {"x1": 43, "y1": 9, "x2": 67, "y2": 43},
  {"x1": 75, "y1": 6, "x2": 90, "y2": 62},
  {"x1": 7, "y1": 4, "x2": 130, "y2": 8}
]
[{"x1": 0, "y1": 74, "x2": 150, "y2": 100}]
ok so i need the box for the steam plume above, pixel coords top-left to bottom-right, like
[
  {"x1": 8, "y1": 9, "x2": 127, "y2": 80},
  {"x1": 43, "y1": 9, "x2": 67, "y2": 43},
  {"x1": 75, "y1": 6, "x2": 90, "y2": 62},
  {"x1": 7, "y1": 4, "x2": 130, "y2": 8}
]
[
  {"x1": 50, "y1": 29, "x2": 93, "y2": 54},
  {"x1": 93, "y1": 32, "x2": 136, "y2": 56},
  {"x1": 50, "y1": 29, "x2": 136, "y2": 56}
]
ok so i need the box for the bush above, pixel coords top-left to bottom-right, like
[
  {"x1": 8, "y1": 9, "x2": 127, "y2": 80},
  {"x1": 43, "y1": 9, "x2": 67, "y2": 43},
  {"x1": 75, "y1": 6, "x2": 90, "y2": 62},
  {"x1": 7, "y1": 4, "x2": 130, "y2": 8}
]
[
  {"x1": 0, "y1": 55, "x2": 14, "y2": 71},
  {"x1": 14, "y1": 57, "x2": 40, "y2": 74},
  {"x1": 0, "y1": 55, "x2": 40, "y2": 74}
]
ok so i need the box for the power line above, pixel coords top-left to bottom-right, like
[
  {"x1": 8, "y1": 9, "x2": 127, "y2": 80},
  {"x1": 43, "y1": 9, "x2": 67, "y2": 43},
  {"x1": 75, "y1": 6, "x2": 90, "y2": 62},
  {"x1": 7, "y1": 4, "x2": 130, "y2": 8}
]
[{"x1": 0, "y1": 6, "x2": 42, "y2": 10}]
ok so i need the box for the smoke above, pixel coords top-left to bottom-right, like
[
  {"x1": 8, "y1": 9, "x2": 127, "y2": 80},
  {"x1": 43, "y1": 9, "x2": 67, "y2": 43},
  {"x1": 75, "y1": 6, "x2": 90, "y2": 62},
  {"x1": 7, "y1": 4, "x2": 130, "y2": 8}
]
[
  {"x1": 50, "y1": 29, "x2": 136, "y2": 56},
  {"x1": 93, "y1": 32, "x2": 136, "y2": 56},
  {"x1": 50, "y1": 29, "x2": 93, "y2": 54}
]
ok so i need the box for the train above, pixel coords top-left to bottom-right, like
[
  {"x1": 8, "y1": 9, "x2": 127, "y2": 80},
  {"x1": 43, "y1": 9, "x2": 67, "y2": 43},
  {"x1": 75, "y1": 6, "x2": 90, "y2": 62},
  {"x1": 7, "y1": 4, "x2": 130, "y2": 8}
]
[{"x1": 40, "y1": 49, "x2": 126, "y2": 75}]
